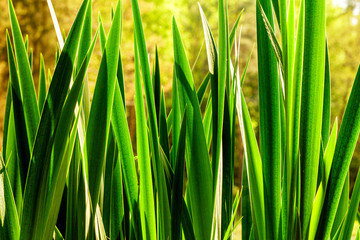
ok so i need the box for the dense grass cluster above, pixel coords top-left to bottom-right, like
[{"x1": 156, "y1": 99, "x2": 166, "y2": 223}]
[{"x1": 1, "y1": 0, "x2": 360, "y2": 239}]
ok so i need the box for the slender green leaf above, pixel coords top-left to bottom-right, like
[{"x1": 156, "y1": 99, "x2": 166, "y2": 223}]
[
  {"x1": 134, "y1": 38, "x2": 157, "y2": 240},
  {"x1": 8, "y1": 0, "x2": 39, "y2": 148},
  {"x1": 173, "y1": 17, "x2": 213, "y2": 240},
  {"x1": 317, "y1": 66, "x2": 360, "y2": 239}
]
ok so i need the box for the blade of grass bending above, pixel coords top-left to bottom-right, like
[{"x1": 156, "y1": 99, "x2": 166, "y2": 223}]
[
  {"x1": 316, "y1": 66, "x2": 360, "y2": 239},
  {"x1": 134, "y1": 39, "x2": 157, "y2": 240},
  {"x1": 256, "y1": 0, "x2": 282, "y2": 238},
  {"x1": 19, "y1": 0, "x2": 90, "y2": 238},
  {"x1": 6, "y1": 32, "x2": 30, "y2": 190},
  {"x1": 300, "y1": 0, "x2": 326, "y2": 236},
  {"x1": 0, "y1": 155, "x2": 20, "y2": 240},
  {"x1": 236, "y1": 88, "x2": 266, "y2": 240},
  {"x1": 173, "y1": 17, "x2": 213, "y2": 240},
  {"x1": 171, "y1": 109, "x2": 187, "y2": 240},
  {"x1": 38, "y1": 54, "x2": 47, "y2": 112},
  {"x1": 8, "y1": 0, "x2": 39, "y2": 148},
  {"x1": 85, "y1": 0, "x2": 121, "y2": 226},
  {"x1": 229, "y1": 9, "x2": 244, "y2": 51},
  {"x1": 338, "y1": 170, "x2": 360, "y2": 240},
  {"x1": 131, "y1": 2, "x2": 172, "y2": 238}
]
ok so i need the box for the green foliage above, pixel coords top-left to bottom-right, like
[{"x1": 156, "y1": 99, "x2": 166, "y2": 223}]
[{"x1": 1, "y1": 0, "x2": 360, "y2": 239}]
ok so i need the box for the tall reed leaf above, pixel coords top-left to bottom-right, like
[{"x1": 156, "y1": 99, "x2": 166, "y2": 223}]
[
  {"x1": 173, "y1": 17, "x2": 213, "y2": 240},
  {"x1": 134, "y1": 39, "x2": 157, "y2": 240},
  {"x1": 317, "y1": 66, "x2": 360, "y2": 238},
  {"x1": 256, "y1": 0, "x2": 282, "y2": 238},
  {"x1": 20, "y1": 0, "x2": 89, "y2": 238},
  {"x1": 8, "y1": 0, "x2": 39, "y2": 148},
  {"x1": 85, "y1": 0, "x2": 120, "y2": 218}
]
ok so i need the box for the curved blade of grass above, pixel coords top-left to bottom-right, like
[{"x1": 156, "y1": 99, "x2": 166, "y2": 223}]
[
  {"x1": 317, "y1": 66, "x2": 360, "y2": 238},
  {"x1": 197, "y1": 72, "x2": 211, "y2": 105},
  {"x1": 256, "y1": 0, "x2": 282, "y2": 238},
  {"x1": 171, "y1": 109, "x2": 187, "y2": 240},
  {"x1": 8, "y1": 0, "x2": 39, "y2": 148},
  {"x1": 85, "y1": 0, "x2": 121, "y2": 218},
  {"x1": 173, "y1": 17, "x2": 213, "y2": 240},
  {"x1": 338, "y1": 170, "x2": 360, "y2": 240},
  {"x1": 229, "y1": 9, "x2": 244, "y2": 51},
  {"x1": 300, "y1": 0, "x2": 326, "y2": 235},
  {"x1": 0, "y1": 155, "x2": 20, "y2": 240},
  {"x1": 20, "y1": 0, "x2": 90, "y2": 238},
  {"x1": 134, "y1": 39, "x2": 157, "y2": 240}
]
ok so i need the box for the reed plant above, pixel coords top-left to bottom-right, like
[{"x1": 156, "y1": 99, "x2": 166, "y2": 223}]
[{"x1": 0, "y1": 0, "x2": 360, "y2": 239}]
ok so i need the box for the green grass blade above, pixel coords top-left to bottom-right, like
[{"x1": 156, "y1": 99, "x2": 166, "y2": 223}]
[
  {"x1": 85, "y1": 0, "x2": 121, "y2": 219},
  {"x1": 38, "y1": 54, "x2": 47, "y2": 112},
  {"x1": 317, "y1": 66, "x2": 360, "y2": 238},
  {"x1": 159, "y1": 90, "x2": 170, "y2": 161},
  {"x1": 19, "y1": 0, "x2": 90, "y2": 238},
  {"x1": 8, "y1": 0, "x2": 39, "y2": 148},
  {"x1": 241, "y1": 159, "x2": 252, "y2": 240},
  {"x1": 338, "y1": 170, "x2": 360, "y2": 240},
  {"x1": 0, "y1": 155, "x2": 20, "y2": 240},
  {"x1": 153, "y1": 47, "x2": 161, "y2": 120},
  {"x1": 131, "y1": 1, "x2": 172, "y2": 237},
  {"x1": 330, "y1": 173, "x2": 349, "y2": 237},
  {"x1": 197, "y1": 72, "x2": 211, "y2": 105},
  {"x1": 256, "y1": 0, "x2": 282, "y2": 238},
  {"x1": 110, "y1": 153, "x2": 124, "y2": 240},
  {"x1": 308, "y1": 118, "x2": 338, "y2": 240},
  {"x1": 134, "y1": 38, "x2": 157, "y2": 240},
  {"x1": 229, "y1": 9, "x2": 244, "y2": 51},
  {"x1": 299, "y1": 0, "x2": 326, "y2": 235},
  {"x1": 2, "y1": 78, "x2": 12, "y2": 159},
  {"x1": 322, "y1": 41, "x2": 331, "y2": 147},
  {"x1": 173, "y1": 17, "x2": 213, "y2": 240},
  {"x1": 256, "y1": 0, "x2": 284, "y2": 76},
  {"x1": 236, "y1": 88, "x2": 266, "y2": 239},
  {"x1": 6, "y1": 32, "x2": 30, "y2": 190},
  {"x1": 171, "y1": 109, "x2": 187, "y2": 240}
]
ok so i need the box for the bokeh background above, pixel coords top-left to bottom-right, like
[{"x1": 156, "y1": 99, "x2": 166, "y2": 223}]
[{"x1": 0, "y1": 0, "x2": 360, "y2": 190}]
